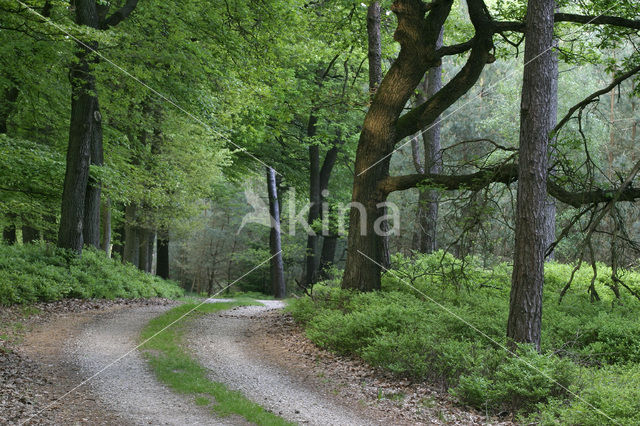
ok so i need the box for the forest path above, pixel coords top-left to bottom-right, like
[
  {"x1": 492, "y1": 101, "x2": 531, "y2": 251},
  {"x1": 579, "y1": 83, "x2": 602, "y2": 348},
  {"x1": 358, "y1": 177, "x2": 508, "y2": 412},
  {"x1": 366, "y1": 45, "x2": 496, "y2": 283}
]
[
  {"x1": 187, "y1": 300, "x2": 398, "y2": 425},
  {"x1": 21, "y1": 303, "x2": 240, "y2": 425},
  {"x1": 16, "y1": 299, "x2": 490, "y2": 425}
]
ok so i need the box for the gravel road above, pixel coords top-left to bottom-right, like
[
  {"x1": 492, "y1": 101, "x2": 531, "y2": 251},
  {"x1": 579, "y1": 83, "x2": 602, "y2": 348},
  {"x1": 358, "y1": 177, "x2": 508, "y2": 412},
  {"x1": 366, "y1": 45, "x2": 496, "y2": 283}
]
[
  {"x1": 187, "y1": 300, "x2": 385, "y2": 426},
  {"x1": 67, "y1": 305, "x2": 239, "y2": 425}
]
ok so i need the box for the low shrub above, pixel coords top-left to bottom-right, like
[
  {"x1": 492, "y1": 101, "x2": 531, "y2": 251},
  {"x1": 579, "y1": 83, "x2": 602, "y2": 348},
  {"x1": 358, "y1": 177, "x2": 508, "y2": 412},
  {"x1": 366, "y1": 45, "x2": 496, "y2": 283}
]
[
  {"x1": 0, "y1": 243, "x2": 183, "y2": 305},
  {"x1": 287, "y1": 251, "x2": 640, "y2": 423}
]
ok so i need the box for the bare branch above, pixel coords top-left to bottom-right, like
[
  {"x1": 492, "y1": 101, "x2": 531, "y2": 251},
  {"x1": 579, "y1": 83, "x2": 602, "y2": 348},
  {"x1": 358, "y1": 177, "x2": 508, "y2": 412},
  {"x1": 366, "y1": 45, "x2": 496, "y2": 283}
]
[{"x1": 554, "y1": 64, "x2": 640, "y2": 134}]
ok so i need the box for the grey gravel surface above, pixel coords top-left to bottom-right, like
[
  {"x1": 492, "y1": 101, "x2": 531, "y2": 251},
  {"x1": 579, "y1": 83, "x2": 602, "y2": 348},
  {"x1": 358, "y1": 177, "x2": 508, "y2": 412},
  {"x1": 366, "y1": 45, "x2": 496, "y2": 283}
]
[
  {"x1": 68, "y1": 305, "x2": 237, "y2": 425},
  {"x1": 188, "y1": 300, "x2": 383, "y2": 426}
]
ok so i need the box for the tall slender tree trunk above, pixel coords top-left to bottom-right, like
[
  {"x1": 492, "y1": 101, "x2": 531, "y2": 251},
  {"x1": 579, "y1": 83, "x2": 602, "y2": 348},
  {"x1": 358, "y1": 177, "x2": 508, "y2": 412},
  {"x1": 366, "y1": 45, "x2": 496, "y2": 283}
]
[
  {"x1": 112, "y1": 219, "x2": 125, "y2": 258},
  {"x1": 101, "y1": 197, "x2": 111, "y2": 256},
  {"x1": 318, "y1": 146, "x2": 339, "y2": 278},
  {"x1": 413, "y1": 28, "x2": 443, "y2": 254},
  {"x1": 57, "y1": 0, "x2": 101, "y2": 254},
  {"x1": 543, "y1": 35, "x2": 559, "y2": 260},
  {"x1": 137, "y1": 227, "x2": 154, "y2": 273},
  {"x1": 148, "y1": 230, "x2": 156, "y2": 273},
  {"x1": 123, "y1": 203, "x2": 139, "y2": 266},
  {"x1": 138, "y1": 228, "x2": 149, "y2": 272},
  {"x1": 83, "y1": 101, "x2": 104, "y2": 248},
  {"x1": 267, "y1": 167, "x2": 286, "y2": 299},
  {"x1": 305, "y1": 114, "x2": 320, "y2": 285},
  {"x1": 157, "y1": 237, "x2": 169, "y2": 279},
  {"x1": 507, "y1": 0, "x2": 556, "y2": 351}
]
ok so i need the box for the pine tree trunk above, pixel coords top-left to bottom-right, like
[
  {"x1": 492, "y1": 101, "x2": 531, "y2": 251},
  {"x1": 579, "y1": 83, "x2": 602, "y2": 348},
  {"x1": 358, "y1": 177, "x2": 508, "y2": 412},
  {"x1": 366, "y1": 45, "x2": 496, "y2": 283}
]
[
  {"x1": 507, "y1": 0, "x2": 556, "y2": 351},
  {"x1": 57, "y1": 0, "x2": 101, "y2": 254},
  {"x1": 543, "y1": 27, "x2": 559, "y2": 261},
  {"x1": 267, "y1": 167, "x2": 286, "y2": 299}
]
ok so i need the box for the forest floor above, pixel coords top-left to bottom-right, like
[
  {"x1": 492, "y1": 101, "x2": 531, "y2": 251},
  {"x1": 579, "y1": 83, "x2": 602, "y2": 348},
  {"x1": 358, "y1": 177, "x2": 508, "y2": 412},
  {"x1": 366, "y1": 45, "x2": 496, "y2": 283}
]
[{"x1": 1, "y1": 298, "x2": 513, "y2": 425}]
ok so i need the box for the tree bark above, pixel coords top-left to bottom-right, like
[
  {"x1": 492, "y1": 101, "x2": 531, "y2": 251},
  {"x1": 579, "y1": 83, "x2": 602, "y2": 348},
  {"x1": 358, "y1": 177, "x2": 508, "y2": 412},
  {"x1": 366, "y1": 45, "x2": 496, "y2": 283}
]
[
  {"x1": 57, "y1": 0, "x2": 101, "y2": 254},
  {"x1": 367, "y1": 2, "x2": 382, "y2": 97},
  {"x1": 507, "y1": 0, "x2": 556, "y2": 351},
  {"x1": 343, "y1": 0, "x2": 459, "y2": 291},
  {"x1": 544, "y1": 36, "x2": 558, "y2": 260},
  {"x1": 368, "y1": 0, "x2": 391, "y2": 269},
  {"x1": 83, "y1": 100, "x2": 104, "y2": 249},
  {"x1": 123, "y1": 203, "x2": 139, "y2": 266},
  {"x1": 318, "y1": 145, "x2": 339, "y2": 278},
  {"x1": 0, "y1": 86, "x2": 19, "y2": 134},
  {"x1": 101, "y1": 197, "x2": 111, "y2": 256},
  {"x1": 138, "y1": 227, "x2": 151, "y2": 272},
  {"x1": 157, "y1": 237, "x2": 170, "y2": 279},
  {"x1": 22, "y1": 225, "x2": 39, "y2": 244},
  {"x1": 2, "y1": 214, "x2": 16, "y2": 245},
  {"x1": 413, "y1": 28, "x2": 443, "y2": 254},
  {"x1": 267, "y1": 167, "x2": 286, "y2": 299},
  {"x1": 319, "y1": 235, "x2": 338, "y2": 278},
  {"x1": 305, "y1": 113, "x2": 320, "y2": 286}
]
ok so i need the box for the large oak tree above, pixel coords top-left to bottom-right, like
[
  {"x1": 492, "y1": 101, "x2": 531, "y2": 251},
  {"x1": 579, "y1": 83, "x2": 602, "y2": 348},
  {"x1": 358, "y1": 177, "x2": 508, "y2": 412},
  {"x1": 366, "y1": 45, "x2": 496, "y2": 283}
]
[{"x1": 341, "y1": 0, "x2": 640, "y2": 347}]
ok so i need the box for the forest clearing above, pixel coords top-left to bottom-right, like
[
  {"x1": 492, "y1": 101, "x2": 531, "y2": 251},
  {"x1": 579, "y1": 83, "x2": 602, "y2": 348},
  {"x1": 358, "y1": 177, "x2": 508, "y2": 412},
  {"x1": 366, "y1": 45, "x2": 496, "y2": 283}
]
[{"x1": 2, "y1": 0, "x2": 640, "y2": 424}]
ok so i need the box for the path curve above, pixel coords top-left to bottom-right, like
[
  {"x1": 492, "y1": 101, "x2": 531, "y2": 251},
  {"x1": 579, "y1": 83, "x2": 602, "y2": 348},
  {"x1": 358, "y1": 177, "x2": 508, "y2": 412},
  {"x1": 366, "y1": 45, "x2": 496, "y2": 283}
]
[
  {"x1": 67, "y1": 305, "x2": 239, "y2": 425},
  {"x1": 187, "y1": 301, "x2": 386, "y2": 426}
]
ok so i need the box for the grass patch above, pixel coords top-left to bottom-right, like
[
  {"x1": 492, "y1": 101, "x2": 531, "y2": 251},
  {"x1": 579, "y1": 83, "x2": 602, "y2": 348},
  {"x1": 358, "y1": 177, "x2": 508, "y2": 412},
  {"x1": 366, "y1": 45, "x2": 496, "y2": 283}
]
[{"x1": 140, "y1": 301, "x2": 293, "y2": 426}]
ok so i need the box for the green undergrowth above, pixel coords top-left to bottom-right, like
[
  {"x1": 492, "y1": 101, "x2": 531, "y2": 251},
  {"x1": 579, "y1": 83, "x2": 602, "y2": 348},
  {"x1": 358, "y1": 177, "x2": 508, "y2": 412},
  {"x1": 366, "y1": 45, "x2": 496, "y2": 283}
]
[
  {"x1": 0, "y1": 243, "x2": 183, "y2": 305},
  {"x1": 140, "y1": 301, "x2": 293, "y2": 426},
  {"x1": 287, "y1": 251, "x2": 640, "y2": 425}
]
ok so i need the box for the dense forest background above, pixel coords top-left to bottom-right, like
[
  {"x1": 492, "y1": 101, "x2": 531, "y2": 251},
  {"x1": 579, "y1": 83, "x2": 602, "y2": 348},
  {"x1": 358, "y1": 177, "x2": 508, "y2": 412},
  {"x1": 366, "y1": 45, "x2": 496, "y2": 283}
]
[
  {"x1": 3, "y1": 0, "x2": 639, "y2": 293},
  {"x1": 3, "y1": 0, "x2": 640, "y2": 422}
]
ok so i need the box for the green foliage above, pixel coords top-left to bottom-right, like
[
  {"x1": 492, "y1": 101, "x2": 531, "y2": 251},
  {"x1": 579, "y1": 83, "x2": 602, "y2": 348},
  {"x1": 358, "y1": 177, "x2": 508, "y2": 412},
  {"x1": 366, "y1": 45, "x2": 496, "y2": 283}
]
[
  {"x1": 0, "y1": 243, "x2": 183, "y2": 305},
  {"x1": 287, "y1": 252, "x2": 640, "y2": 422},
  {"x1": 140, "y1": 302, "x2": 293, "y2": 425}
]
